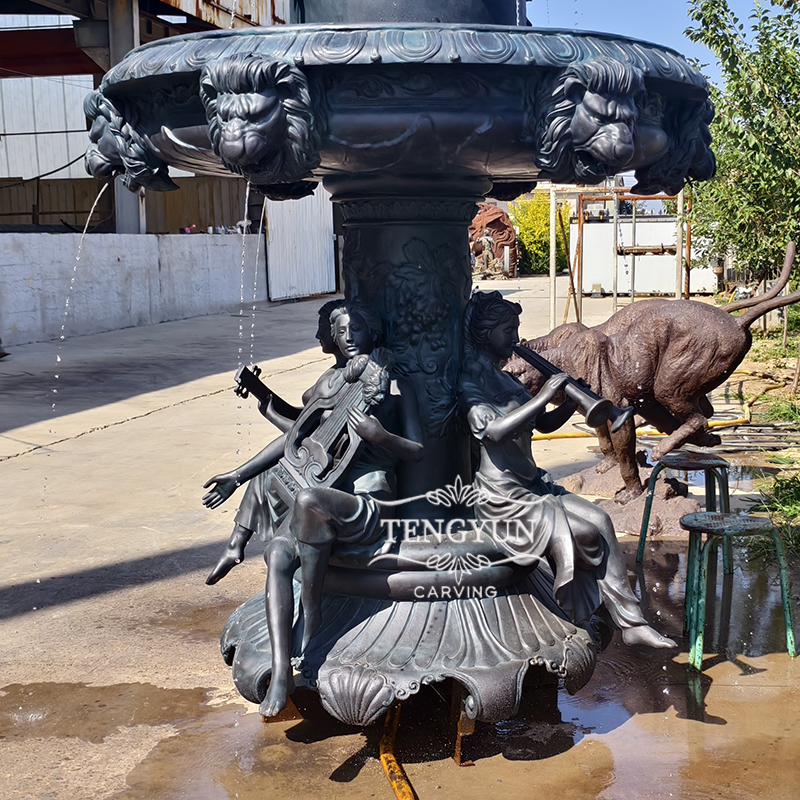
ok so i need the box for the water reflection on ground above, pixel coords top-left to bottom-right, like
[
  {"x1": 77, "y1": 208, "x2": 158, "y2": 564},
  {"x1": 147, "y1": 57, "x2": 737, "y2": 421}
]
[{"x1": 1, "y1": 540, "x2": 797, "y2": 799}]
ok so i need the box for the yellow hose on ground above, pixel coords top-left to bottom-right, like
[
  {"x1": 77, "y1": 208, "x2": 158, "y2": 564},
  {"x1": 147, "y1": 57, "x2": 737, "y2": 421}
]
[
  {"x1": 531, "y1": 418, "x2": 751, "y2": 441},
  {"x1": 379, "y1": 702, "x2": 416, "y2": 800}
]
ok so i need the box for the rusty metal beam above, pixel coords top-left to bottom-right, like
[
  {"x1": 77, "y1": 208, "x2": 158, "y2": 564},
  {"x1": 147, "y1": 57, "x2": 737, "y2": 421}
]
[
  {"x1": 22, "y1": 0, "x2": 96, "y2": 18},
  {"x1": 156, "y1": 0, "x2": 278, "y2": 28},
  {"x1": 0, "y1": 28, "x2": 101, "y2": 78}
]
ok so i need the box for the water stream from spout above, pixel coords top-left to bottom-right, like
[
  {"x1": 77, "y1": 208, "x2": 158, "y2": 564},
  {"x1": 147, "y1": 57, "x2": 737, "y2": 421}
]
[
  {"x1": 42, "y1": 180, "x2": 109, "y2": 530},
  {"x1": 235, "y1": 180, "x2": 252, "y2": 456},
  {"x1": 51, "y1": 180, "x2": 110, "y2": 415},
  {"x1": 250, "y1": 199, "x2": 267, "y2": 368},
  {"x1": 245, "y1": 198, "x2": 267, "y2": 455}
]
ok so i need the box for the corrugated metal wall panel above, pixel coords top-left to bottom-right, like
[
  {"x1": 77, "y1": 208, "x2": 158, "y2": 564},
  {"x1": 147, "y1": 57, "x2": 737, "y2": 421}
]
[
  {"x1": 0, "y1": 75, "x2": 94, "y2": 180},
  {"x1": 265, "y1": 187, "x2": 335, "y2": 301},
  {"x1": 0, "y1": 16, "x2": 92, "y2": 180},
  {"x1": 0, "y1": 176, "x2": 246, "y2": 232}
]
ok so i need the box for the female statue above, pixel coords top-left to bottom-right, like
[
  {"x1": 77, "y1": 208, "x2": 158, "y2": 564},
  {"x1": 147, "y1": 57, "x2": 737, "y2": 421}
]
[
  {"x1": 459, "y1": 291, "x2": 674, "y2": 648},
  {"x1": 202, "y1": 300, "x2": 423, "y2": 714}
]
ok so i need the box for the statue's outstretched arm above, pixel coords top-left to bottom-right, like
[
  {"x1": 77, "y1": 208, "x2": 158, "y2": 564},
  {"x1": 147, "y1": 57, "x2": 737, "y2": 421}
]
[
  {"x1": 535, "y1": 395, "x2": 580, "y2": 433},
  {"x1": 202, "y1": 433, "x2": 286, "y2": 508}
]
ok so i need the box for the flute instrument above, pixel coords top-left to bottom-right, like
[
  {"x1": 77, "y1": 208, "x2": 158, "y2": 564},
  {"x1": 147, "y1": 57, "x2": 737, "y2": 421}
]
[{"x1": 512, "y1": 344, "x2": 634, "y2": 433}]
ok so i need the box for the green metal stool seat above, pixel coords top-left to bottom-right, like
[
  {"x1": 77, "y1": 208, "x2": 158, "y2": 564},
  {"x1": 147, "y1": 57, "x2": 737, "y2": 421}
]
[
  {"x1": 637, "y1": 451, "x2": 731, "y2": 565},
  {"x1": 679, "y1": 512, "x2": 796, "y2": 671}
]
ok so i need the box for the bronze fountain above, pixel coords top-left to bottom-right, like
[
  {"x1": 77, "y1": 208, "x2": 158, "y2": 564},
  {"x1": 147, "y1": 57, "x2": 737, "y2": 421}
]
[{"x1": 85, "y1": 0, "x2": 714, "y2": 730}]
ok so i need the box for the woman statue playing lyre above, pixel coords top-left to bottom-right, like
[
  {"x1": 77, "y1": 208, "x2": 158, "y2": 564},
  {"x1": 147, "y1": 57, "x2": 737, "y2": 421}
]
[
  {"x1": 202, "y1": 300, "x2": 423, "y2": 714},
  {"x1": 203, "y1": 298, "x2": 350, "y2": 586},
  {"x1": 459, "y1": 290, "x2": 674, "y2": 648}
]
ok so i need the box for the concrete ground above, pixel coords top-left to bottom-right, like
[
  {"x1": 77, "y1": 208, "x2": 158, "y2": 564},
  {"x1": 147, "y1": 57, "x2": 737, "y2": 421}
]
[{"x1": 1, "y1": 276, "x2": 798, "y2": 800}]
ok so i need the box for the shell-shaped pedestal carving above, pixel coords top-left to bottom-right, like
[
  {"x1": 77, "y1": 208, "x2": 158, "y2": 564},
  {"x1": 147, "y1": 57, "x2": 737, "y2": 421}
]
[
  {"x1": 317, "y1": 665, "x2": 395, "y2": 726},
  {"x1": 221, "y1": 568, "x2": 598, "y2": 726}
]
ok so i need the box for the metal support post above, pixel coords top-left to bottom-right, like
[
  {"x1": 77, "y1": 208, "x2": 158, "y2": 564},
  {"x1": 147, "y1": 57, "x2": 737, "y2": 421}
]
[
  {"x1": 612, "y1": 194, "x2": 619, "y2": 313},
  {"x1": 675, "y1": 188, "x2": 685, "y2": 299},
  {"x1": 630, "y1": 199, "x2": 637, "y2": 303},
  {"x1": 549, "y1": 184, "x2": 557, "y2": 331},
  {"x1": 108, "y1": 0, "x2": 146, "y2": 234},
  {"x1": 576, "y1": 193, "x2": 584, "y2": 322}
]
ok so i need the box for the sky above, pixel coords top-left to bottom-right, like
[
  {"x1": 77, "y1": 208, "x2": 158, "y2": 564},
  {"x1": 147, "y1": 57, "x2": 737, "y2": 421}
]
[{"x1": 526, "y1": 0, "x2": 756, "y2": 84}]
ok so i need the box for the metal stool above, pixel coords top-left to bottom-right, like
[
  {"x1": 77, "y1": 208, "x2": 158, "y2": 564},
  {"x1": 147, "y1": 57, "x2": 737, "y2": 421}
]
[
  {"x1": 679, "y1": 512, "x2": 796, "y2": 671},
  {"x1": 637, "y1": 451, "x2": 732, "y2": 566}
]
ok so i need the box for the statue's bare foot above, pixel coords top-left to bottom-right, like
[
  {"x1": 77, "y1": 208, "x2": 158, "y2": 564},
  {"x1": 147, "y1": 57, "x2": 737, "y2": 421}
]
[
  {"x1": 614, "y1": 484, "x2": 644, "y2": 505},
  {"x1": 205, "y1": 528, "x2": 250, "y2": 585},
  {"x1": 205, "y1": 553, "x2": 242, "y2": 585},
  {"x1": 622, "y1": 625, "x2": 676, "y2": 649},
  {"x1": 596, "y1": 457, "x2": 619, "y2": 475},
  {"x1": 260, "y1": 668, "x2": 295, "y2": 717}
]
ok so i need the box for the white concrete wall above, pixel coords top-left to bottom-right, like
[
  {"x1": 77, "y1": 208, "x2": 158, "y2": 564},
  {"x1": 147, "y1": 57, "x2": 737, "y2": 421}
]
[{"x1": 0, "y1": 233, "x2": 266, "y2": 346}]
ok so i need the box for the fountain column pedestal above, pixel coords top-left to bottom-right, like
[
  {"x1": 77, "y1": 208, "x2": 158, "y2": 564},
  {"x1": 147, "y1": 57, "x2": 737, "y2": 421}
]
[{"x1": 329, "y1": 177, "x2": 489, "y2": 496}]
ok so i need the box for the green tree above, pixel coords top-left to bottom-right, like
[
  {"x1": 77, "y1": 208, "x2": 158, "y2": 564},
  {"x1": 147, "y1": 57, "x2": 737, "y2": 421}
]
[
  {"x1": 508, "y1": 191, "x2": 569, "y2": 275},
  {"x1": 686, "y1": 0, "x2": 800, "y2": 283}
]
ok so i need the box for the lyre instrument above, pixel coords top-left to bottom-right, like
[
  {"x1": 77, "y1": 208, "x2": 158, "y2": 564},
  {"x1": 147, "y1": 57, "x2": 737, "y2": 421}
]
[{"x1": 235, "y1": 354, "x2": 392, "y2": 504}]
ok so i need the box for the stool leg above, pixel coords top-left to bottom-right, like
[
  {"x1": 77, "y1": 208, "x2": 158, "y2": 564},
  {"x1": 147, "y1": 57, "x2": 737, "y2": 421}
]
[
  {"x1": 715, "y1": 468, "x2": 734, "y2": 574},
  {"x1": 684, "y1": 530, "x2": 700, "y2": 634},
  {"x1": 704, "y1": 469, "x2": 717, "y2": 513},
  {"x1": 770, "y1": 529, "x2": 797, "y2": 658},
  {"x1": 690, "y1": 535, "x2": 715, "y2": 671},
  {"x1": 638, "y1": 463, "x2": 666, "y2": 563}
]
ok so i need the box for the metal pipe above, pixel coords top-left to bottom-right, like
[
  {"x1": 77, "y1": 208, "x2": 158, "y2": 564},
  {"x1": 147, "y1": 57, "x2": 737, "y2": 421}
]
[
  {"x1": 531, "y1": 417, "x2": 752, "y2": 441},
  {"x1": 549, "y1": 184, "x2": 557, "y2": 330},
  {"x1": 675, "y1": 188, "x2": 685, "y2": 299}
]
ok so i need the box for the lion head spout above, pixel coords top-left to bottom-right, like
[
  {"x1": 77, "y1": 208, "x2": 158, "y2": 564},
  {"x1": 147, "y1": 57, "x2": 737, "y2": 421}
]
[
  {"x1": 527, "y1": 58, "x2": 647, "y2": 184},
  {"x1": 84, "y1": 90, "x2": 177, "y2": 192},
  {"x1": 200, "y1": 54, "x2": 321, "y2": 189}
]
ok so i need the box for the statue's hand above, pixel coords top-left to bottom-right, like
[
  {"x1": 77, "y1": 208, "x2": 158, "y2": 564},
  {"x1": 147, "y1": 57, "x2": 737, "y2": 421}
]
[
  {"x1": 543, "y1": 372, "x2": 570, "y2": 396},
  {"x1": 347, "y1": 407, "x2": 384, "y2": 442},
  {"x1": 202, "y1": 471, "x2": 240, "y2": 509},
  {"x1": 256, "y1": 396, "x2": 273, "y2": 419}
]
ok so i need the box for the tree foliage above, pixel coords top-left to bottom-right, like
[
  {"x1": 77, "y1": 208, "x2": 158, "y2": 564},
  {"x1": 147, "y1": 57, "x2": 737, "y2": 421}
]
[
  {"x1": 508, "y1": 191, "x2": 570, "y2": 275},
  {"x1": 686, "y1": 0, "x2": 800, "y2": 283}
]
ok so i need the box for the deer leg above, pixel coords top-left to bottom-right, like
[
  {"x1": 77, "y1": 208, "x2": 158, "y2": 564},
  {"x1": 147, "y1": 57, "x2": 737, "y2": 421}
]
[
  {"x1": 651, "y1": 405, "x2": 712, "y2": 461},
  {"x1": 610, "y1": 415, "x2": 643, "y2": 503},
  {"x1": 595, "y1": 422, "x2": 620, "y2": 474}
]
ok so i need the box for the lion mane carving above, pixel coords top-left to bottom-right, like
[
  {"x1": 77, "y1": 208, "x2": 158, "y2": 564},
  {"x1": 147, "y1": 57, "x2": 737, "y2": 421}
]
[
  {"x1": 84, "y1": 90, "x2": 178, "y2": 192},
  {"x1": 526, "y1": 57, "x2": 714, "y2": 192},
  {"x1": 527, "y1": 58, "x2": 646, "y2": 183},
  {"x1": 200, "y1": 54, "x2": 321, "y2": 197}
]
